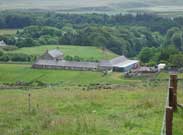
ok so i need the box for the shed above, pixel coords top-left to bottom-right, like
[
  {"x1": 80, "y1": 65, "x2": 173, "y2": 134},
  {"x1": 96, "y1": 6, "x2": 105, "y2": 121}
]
[{"x1": 158, "y1": 63, "x2": 166, "y2": 71}]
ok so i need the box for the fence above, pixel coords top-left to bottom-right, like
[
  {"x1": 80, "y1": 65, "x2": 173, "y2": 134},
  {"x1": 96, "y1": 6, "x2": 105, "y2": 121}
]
[{"x1": 161, "y1": 74, "x2": 178, "y2": 135}]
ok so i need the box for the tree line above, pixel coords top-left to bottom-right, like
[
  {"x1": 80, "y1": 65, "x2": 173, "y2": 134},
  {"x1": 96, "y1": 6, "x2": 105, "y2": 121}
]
[
  {"x1": 0, "y1": 25, "x2": 162, "y2": 57},
  {"x1": 1, "y1": 11, "x2": 183, "y2": 67},
  {"x1": 0, "y1": 11, "x2": 181, "y2": 33}
]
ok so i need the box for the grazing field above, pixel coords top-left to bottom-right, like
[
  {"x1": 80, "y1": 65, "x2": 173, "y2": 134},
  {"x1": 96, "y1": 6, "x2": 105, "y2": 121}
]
[
  {"x1": 0, "y1": 64, "x2": 136, "y2": 85},
  {"x1": 10, "y1": 45, "x2": 117, "y2": 61},
  {"x1": 0, "y1": 80, "x2": 166, "y2": 135},
  {"x1": 0, "y1": 63, "x2": 183, "y2": 134},
  {"x1": 0, "y1": 29, "x2": 20, "y2": 35}
]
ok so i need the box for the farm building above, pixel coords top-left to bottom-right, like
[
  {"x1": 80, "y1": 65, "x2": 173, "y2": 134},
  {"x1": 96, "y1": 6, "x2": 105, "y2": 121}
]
[
  {"x1": 33, "y1": 60, "x2": 99, "y2": 71},
  {"x1": 40, "y1": 49, "x2": 64, "y2": 60},
  {"x1": 98, "y1": 60, "x2": 113, "y2": 71},
  {"x1": 33, "y1": 49, "x2": 139, "y2": 72},
  {"x1": 110, "y1": 56, "x2": 139, "y2": 72},
  {"x1": 0, "y1": 40, "x2": 7, "y2": 47}
]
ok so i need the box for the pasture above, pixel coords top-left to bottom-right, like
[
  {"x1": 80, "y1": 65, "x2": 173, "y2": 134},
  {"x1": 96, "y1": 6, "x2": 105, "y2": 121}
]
[
  {"x1": 0, "y1": 86, "x2": 166, "y2": 135},
  {"x1": 0, "y1": 63, "x2": 183, "y2": 134},
  {"x1": 0, "y1": 64, "x2": 135, "y2": 85},
  {"x1": 10, "y1": 45, "x2": 117, "y2": 61},
  {"x1": 0, "y1": 29, "x2": 20, "y2": 35}
]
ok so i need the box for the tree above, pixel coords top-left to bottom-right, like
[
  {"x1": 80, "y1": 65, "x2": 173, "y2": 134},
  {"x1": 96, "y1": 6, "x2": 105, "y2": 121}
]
[
  {"x1": 159, "y1": 46, "x2": 179, "y2": 62},
  {"x1": 138, "y1": 47, "x2": 159, "y2": 63},
  {"x1": 169, "y1": 54, "x2": 183, "y2": 68}
]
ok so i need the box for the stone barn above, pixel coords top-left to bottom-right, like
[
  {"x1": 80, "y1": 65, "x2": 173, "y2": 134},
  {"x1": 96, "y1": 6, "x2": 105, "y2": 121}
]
[{"x1": 40, "y1": 49, "x2": 64, "y2": 60}]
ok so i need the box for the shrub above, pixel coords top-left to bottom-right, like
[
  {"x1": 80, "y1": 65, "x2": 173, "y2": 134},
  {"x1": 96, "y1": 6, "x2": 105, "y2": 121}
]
[
  {"x1": 0, "y1": 49, "x2": 3, "y2": 56},
  {"x1": 9, "y1": 53, "x2": 31, "y2": 62},
  {"x1": 0, "y1": 54, "x2": 9, "y2": 61}
]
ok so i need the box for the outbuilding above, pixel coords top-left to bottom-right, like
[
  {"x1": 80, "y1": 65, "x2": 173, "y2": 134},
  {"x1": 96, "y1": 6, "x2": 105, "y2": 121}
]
[{"x1": 157, "y1": 63, "x2": 166, "y2": 71}]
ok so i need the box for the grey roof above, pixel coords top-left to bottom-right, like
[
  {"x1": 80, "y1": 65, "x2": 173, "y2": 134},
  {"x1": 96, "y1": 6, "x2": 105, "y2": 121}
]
[
  {"x1": 0, "y1": 41, "x2": 6, "y2": 46},
  {"x1": 99, "y1": 60, "x2": 112, "y2": 67},
  {"x1": 110, "y1": 56, "x2": 139, "y2": 68},
  {"x1": 48, "y1": 49, "x2": 63, "y2": 58},
  {"x1": 110, "y1": 56, "x2": 128, "y2": 65},
  {"x1": 34, "y1": 60, "x2": 98, "y2": 68}
]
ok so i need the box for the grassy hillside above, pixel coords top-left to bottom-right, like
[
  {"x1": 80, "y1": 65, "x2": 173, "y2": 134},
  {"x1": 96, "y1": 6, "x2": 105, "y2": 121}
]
[
  {"x1": 10, "y1": 45, "x2": 117, "y2": 61},
  {"x1": 0, "y1": 86, "x2": 166, "y2": 135},
  {"x1": 0, "y1": 29, "x2": 19, "y2": 35},
  {"x1": 0, "y1": 64, "x2": 183, "y2": 134},
  {"x1": 0, "y1": 63, "x2": 166, "y2": 135}
]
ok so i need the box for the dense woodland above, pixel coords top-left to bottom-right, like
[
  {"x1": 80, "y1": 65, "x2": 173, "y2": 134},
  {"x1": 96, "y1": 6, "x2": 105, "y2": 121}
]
[{"x1": 1, "y1": 11, "x2": 183, "y2": 67}]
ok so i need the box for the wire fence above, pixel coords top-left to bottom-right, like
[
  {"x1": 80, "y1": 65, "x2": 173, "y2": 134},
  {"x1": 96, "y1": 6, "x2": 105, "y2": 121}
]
[
  {"x1": 160, "y1": 74, "x2": 178, "y2": 135},
  {"x1": 161, "y1": 79, "x2": 171, "y2": 135}
]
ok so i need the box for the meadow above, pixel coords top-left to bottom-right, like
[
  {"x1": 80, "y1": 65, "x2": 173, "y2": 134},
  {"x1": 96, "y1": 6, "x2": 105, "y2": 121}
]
[
  {"x1": 0, "y1": 64, "x2": 137, "y2": 85},
  {"x1": 0, "y1": 63, "x2": 183, "y2": 134},
  {"x1": 0, "y1": 29, "x2": 20, "y2": 35},
  {"x1": 0, "y1": 86, "x2": 166, "y2": 135},
  {"x1": 10, "y1": 45, "x2": 117, "y2": 61}
]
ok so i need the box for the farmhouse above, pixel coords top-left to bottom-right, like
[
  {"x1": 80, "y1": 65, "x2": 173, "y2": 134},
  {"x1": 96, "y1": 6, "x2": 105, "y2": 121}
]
[
  {"x1": 40, "y1": 49, "x2": 64, "y2": 60},
  {"x1": 0, "y1": 40, "x2": 7, "y2": 47},
  {"x1": 33, "y1": 49, "x2": 139, "y2": 72}
]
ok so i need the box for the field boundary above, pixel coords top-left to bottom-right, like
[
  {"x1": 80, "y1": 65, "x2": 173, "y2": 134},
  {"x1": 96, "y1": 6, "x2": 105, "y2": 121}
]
[{"x1": 161, "y1": 74, "x2": 178, "y2": 135}]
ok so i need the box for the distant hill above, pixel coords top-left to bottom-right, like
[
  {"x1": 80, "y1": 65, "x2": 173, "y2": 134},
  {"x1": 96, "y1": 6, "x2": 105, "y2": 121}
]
[{"x1": 0, "y1": 0, "x2": 183, "y2": 15}]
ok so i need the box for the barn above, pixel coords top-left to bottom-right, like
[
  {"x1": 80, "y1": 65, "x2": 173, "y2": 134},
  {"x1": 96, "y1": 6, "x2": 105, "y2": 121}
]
[
  {"x1": 110, "y1": 56, "x2": 139, "y2": 72},
  {"x1": 33, "y1": 49, "x2": 139, "y2": 72},
  {"x1": 40, "y1": 49, "x2": 64, "y2": 60},
  {"x1": 33, "y1": 59, "x2": 99, "y2": 71}
]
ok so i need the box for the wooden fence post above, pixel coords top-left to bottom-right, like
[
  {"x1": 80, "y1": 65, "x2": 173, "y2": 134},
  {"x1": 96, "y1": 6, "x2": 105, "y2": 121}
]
[
  {"x1": 169, "y1": 87, "x2": 174, "y2": 108},
  {"x1": 166, "y1": 106, "x2": 173, "y2": 135},
  {"x1": 170, "y1": 74, "x2": 177, "y2": 111},
  {"x1": 28, "y1": 93, "x2": 31, "y2": 113}
]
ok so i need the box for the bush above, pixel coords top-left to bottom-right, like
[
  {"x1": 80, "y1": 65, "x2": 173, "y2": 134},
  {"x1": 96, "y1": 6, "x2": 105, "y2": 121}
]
[
  {"x1": 1, "y1": 46, "x2": 17, "y2": 51},
  {"x1": 0, "y1": 49, "x2": 3, "y2": 56},
  {"x1": 0, "y1": 53, "x2": 32, "y2": 62},
  {"x1": 9, "y1": 53, "x2": 31, "y2": 62},
  {"x1": 0, "y1": 54, "x2": 9, "y2": 61},
  {"x1": 64, "y1": 55, "x2": 73, "y2": 61}
]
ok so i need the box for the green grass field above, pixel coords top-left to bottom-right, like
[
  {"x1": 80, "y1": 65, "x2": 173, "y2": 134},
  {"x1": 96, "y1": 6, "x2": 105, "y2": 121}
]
[
  {"x1": 0, "y1": 64, "x2": 137, "y2": 85},
  {"x1": 0, "y1": 29, "x2": 20, "y2": 35},
  {"x1": 10, "y1": 45, "x2": 117, "y2": 61},
  {"x1": 0, "y1": 64, "x2": 183, "y2": 135},
  {"x1": 0, "y1": 87, "x2": 166, "y2": 135}
]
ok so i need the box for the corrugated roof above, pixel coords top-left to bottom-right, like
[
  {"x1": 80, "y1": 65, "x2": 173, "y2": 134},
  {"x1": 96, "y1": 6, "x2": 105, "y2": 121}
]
[
  {"x1": 99, "y1": 60, "x2": 112, "y2": 67},
  {"x1": 110, "y1": 56, "x2": 139, "y2": 68},
  {"x1": 34, "y1": 60, "x2": 98, "y2": 68},
  {"x1": 110, "y1": 56, "x2": 128, "y2": 65},
  {"x1": 48, "y1": 49, "x2": 63, "y2": 58},
  {"x1": 114, "y1": 60, "x2": 139, "y2": 68}
]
